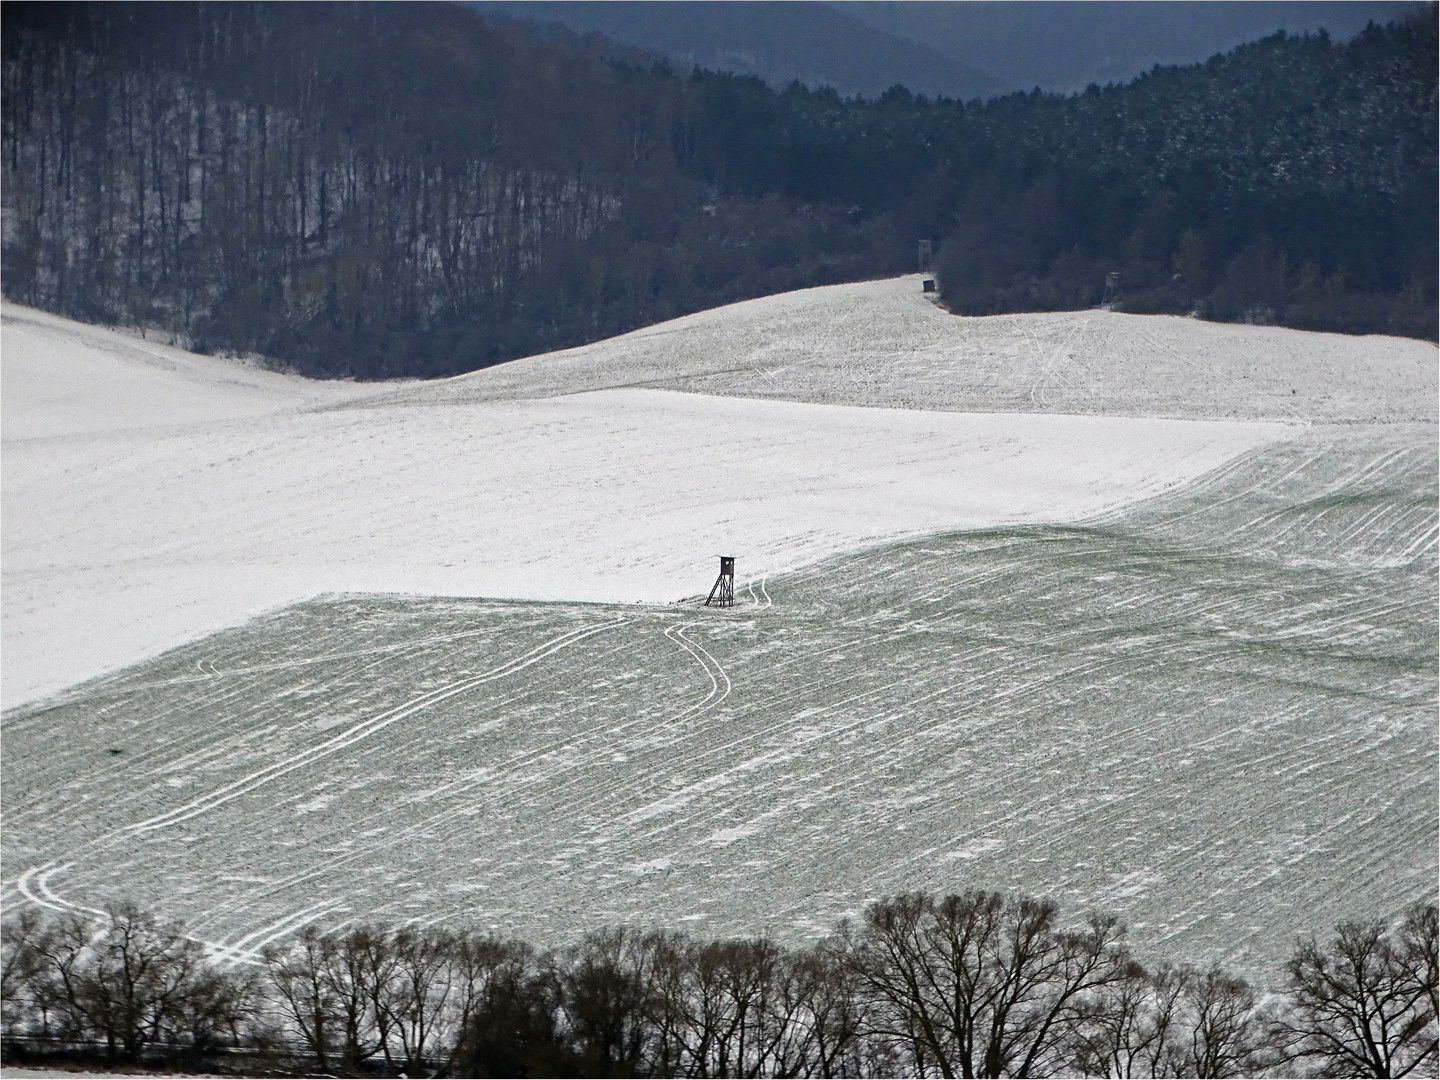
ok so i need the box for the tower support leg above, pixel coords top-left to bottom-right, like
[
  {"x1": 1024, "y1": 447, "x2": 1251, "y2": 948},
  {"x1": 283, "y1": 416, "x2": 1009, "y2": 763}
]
[{"x1": 705, "y1": 573, "x2": 734, "y2": 607}]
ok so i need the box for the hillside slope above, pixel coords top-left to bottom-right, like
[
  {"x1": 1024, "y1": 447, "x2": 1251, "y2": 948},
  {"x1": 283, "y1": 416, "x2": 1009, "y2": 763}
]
[
  {"x1": 4, "y1": 431, "x2": 1433, "y2": 977},
  {"x1": 4, "y1": 280, "x2": 1356, "y2": 706},
  {"x1": 475, "y1": 1, "x2": 1007, "y2": 100},
  {"x1": 378, "y1": 276, "x2": 1436, "y2": 422},
  {"x1": 2, "y1": 280, "x2": 1433, "y2": 981},
  {"x1": 1, "y1": 306, "x2": 382, "y2": 439},
  {"x1": 5, "y1": 4, "x2": 1433, "y2": 379}
]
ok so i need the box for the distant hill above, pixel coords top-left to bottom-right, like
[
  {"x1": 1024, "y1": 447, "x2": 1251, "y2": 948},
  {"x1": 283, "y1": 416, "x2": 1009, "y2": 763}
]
[
  {"x1": 472, "y1": 1, "x2": 1007, "y2": 100},
  {"x1": 839, "y1": 1, "x2": 1427, "y2": 94},
  {"x1": 2, "y1": 1, "x2": 1434, "y2": 380},
  {"x1": 475, "y1": 1, "x2": 1425, "y2": 99}
]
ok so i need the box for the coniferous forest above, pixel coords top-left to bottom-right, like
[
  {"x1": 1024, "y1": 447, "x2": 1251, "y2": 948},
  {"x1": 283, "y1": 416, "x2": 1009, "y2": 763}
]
[{"x1": 1, "y1": 1, "x2": 1435, "y2": 379}]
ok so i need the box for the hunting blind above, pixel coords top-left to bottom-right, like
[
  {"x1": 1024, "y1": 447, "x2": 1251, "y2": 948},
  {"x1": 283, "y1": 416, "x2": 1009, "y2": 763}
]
[{"x1": 706, "y1": 556, "x2": 736, "y2": 607}]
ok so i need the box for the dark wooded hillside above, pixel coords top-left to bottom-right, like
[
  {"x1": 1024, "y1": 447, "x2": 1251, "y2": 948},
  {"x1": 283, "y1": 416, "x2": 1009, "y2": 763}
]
[{"x1": 1, "y1": 2, "x2": 1434, "y2": 379}]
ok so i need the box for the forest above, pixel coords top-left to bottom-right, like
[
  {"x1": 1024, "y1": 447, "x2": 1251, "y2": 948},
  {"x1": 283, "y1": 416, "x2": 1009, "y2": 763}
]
[
  {"x1": 1, "y1": 2, "x2": 1435, "y2": 379},
  {"x1": 2, "y1": 891, "x2": 1436, "y2": 1078}
]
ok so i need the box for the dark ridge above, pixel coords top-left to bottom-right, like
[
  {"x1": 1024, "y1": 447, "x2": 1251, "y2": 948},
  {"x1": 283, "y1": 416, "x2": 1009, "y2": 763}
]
[
  {"x1": 471, "y1": 0, "x2": 1008, "y2": 101},
  {"x1": 1, "y1": 1, "x2": 1434, "y2": 381}
]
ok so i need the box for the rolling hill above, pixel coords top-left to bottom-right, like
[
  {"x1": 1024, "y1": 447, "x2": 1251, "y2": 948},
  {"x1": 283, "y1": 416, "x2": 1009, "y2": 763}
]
[{"x1": 2, "y1": 278, "x2": 1435, "y2": 982}]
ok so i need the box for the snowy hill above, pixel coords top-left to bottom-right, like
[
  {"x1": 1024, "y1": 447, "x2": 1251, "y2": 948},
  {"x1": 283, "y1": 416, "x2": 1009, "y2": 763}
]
[
  {"x1": 0, "y1": 306, "x2": 384, "y2": 439},
  {"x1": 376, "y1": 276, "x2": 1436, "y2": 423},
  {"x1": 2, "y1": 280, "x2": 1435, "y2": 978},
  {"x1": 16, "y1": 279, "x2": 1426, "y2": 706}
]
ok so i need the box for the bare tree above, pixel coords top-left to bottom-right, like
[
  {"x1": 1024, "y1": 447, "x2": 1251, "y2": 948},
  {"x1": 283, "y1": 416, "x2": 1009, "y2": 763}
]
[
  {"x1": 1065, "y1": 959, "x2": 1184, "y2": 1077},
  {"x1": 264, "y1": 925, "x2": 340, "y2": 1073},
  {"x1": 1172, "y1": 965, "x2": 1264, "y2": 1078},
  {"x1": 10, "y1": 891, "x2": 1435, "y2": 1077},
  {"x1": 73, "y1": 901, "x2": 207, "y2": 1061},
  {"x1": 432, "y1": 930, "x2": 532, "y2": 1077},
  {"x1": 1, "y1": 907, "x2": 47, "y2": 1038},
  {"x1": 758, "y1": 945, "x2": 827, "y2": 1078},
  {"x1": 379, "y1": 926, "x2": 457, "y2": 1077},
  {"x1": 168, "y1": 960, "x2": 259, "y2": 1066},
  {"x1": 713, "y1": 937, "x2": 785, "y2": 1077},
  {"x1": 754, "y1": 940, "x2": 870, "y2": 1079},
  {"x1": 455, "y1": 939, "x2": 572, "y2": 1077},
  {"x1": 640, "y1": 930, "x2": 693, "y2": 1077},
  {"x1": 850, "y1": 890, "x2": 1129, "y2": 1078},
  {"x1": 1065, "y1": 960, "x2": 1263, "y2": 1079},
  {"x1": 322, "y1": 923, "x2": 388, "y2": 1072},
  {"x1": 1398, "y1": 904, "x2": 1439, "y2": 1038},
  {"x1": 8, "y1": 902, "x2": 226, "y2": 1063},
  {"x1": 802, "y1": 942, "x2": 878, "y2": 1078},
  {"x1": 559, "y1": 926, "x2": 658, "y2": 1076},
  {"x1": 22, "y1": 910, "x2": 97, "y2": 1046},
  {"x1": 1272, "y1": 902, "x2": 1439, "y2": 1078},
  {"x1": 352, "y1": 924, "x2": 402, "y2": 1071},
  {"x1": 842, "y1": 891, "x2": 951, "y2": 1076}
]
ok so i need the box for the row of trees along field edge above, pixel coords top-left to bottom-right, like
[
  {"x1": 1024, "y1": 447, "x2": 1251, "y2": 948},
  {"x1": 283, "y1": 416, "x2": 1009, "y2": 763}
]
[
  {"x1": 2, "y1": 1, "x2": 1435, "y2": 379},
  {"x1": 3, "y1": 890, "x2": 1436, "y2": 1077}
]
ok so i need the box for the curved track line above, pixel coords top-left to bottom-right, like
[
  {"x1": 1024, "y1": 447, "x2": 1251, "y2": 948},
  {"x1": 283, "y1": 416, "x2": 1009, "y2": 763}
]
[
  {"x1": 127, "y1": 618, "x2": 626, "y2": 834},
  {"x1": 16, "y1": 862, "x2": 262, "y2": 965},
  {"x1": 664, "y1": 623, "x2": 732, "y2": 723},
  {"x1": 245, "y1": 906, "x2": 347, "y2": 953},
  {"x1": 213, "y1": 903, "x2": 348, "y2": 967},
  {"x1": 15, "y1": 864, "x2": 81, "y2": 915},
  {"x1": 192, "y1": 619, "x2": 731, "y2": 930},
  {"x1": 22, "y1": 623, "x2": 510, "y2": 714},
  {"x1": 218, "y1": 901, "x2": 333, "y2": 954},
  {"x1": 744, "y1": 576, "x2": 773, "y2": 609},
  {"x1": 33, "y1": 864, "x2": 107, "y2": 919}
]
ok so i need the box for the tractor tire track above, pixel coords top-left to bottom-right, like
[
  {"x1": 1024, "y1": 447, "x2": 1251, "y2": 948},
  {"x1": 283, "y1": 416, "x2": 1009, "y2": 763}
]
[
  {"x1": 190, "y1": 618, "x2": 730, "y2": 932},
  {"x1": 128, "y1": 618, "x2": 626, "y2": 834}
]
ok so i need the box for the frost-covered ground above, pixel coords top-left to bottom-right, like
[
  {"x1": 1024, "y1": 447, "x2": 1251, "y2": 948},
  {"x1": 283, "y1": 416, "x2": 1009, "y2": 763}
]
[
  {"x1": 2, "y1": 279, "x2": 1435, "y2": 982},
  {"x1": 372, "y1": 276, "x2": 1437, "y2": 424},
  {"x1": 3, "y1": 425, "x2": 1433, "y2": 979},
  {"x1": 3, "y1": 295, "x2": 1306, "y2": 706}
]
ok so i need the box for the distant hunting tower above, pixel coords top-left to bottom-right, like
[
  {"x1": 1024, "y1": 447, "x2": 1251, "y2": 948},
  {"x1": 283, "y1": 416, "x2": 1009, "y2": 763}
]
[
  {"x1": 706, "y1": 556, "x2": 736, "y2": 608},
  {"x1": 1102, "y1": 271, "x2": 1121, "y2": 308},
  {"x1": 917, "y1": 239, "x2": 933, "y2": 273}
]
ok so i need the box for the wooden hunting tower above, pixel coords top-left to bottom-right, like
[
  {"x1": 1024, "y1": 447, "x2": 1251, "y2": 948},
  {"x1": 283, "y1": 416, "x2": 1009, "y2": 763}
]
[
  {"x1": 706, "y1": 556, "x2": 736, "y2": 608},
  {"x1": 1102, "y1": 271, "x2": 1121, "y2": 308}
]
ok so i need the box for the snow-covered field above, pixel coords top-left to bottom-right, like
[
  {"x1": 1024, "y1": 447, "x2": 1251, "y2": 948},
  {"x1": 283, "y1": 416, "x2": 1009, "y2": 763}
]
[
  {"x1": 373, "y1": 276, "x2": 1437, "y2": 424},
  {"x1": 2, "y1": 293, "x2": 1308, "y2": 706},
  {"x1": 2, "y1": 278, "x2": 1435, "y2": 982}
]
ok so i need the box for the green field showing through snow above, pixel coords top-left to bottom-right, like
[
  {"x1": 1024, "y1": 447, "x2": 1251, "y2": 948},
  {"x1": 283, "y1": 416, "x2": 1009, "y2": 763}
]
[{"x1": 5, "y1": 424, "x2": 1434, "y2": 983}]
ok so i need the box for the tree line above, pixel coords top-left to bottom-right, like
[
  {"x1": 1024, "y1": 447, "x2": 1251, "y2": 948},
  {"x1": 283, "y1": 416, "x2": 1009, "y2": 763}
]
[
  {"x1": 3, "y1": 890, "x2": 1435, "y2": 1078},
  {"x1": 1, "y1": 2, "x2": 1434, "y2": 381}
]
